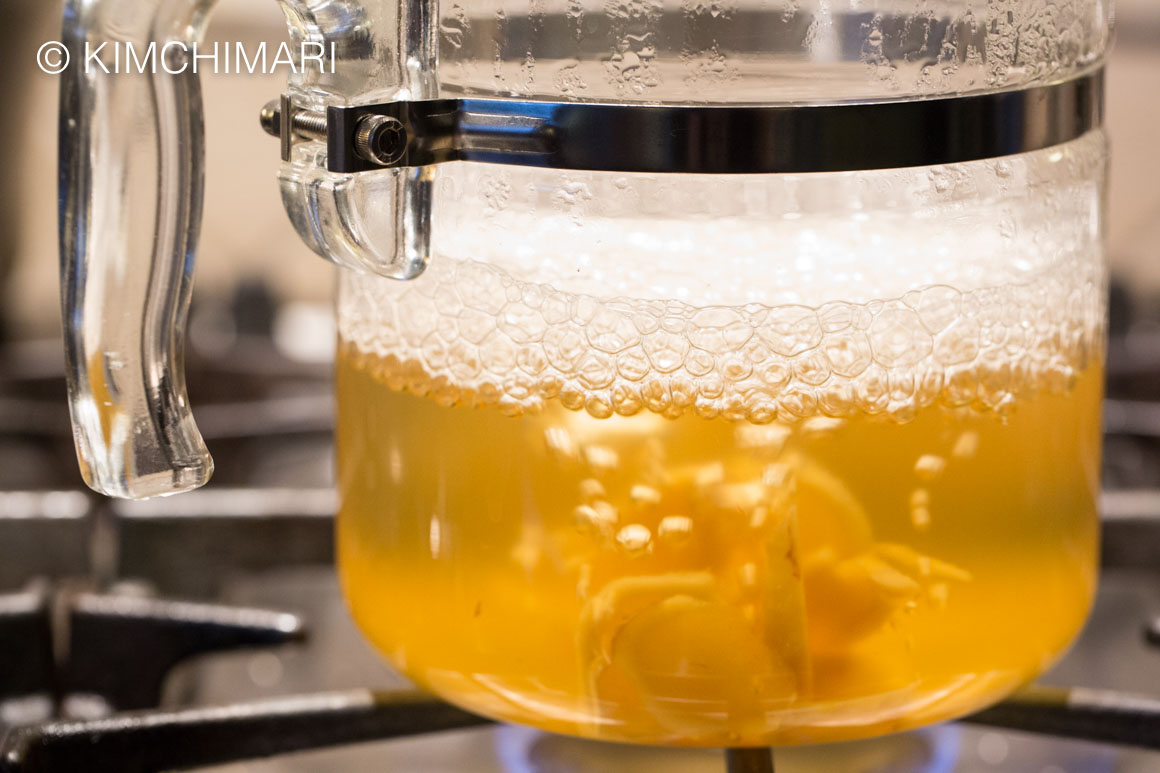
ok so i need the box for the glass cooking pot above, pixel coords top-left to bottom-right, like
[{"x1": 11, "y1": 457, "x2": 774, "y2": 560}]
[{"x1": 60, "y1": 0, "x2": 1110, "y2": 747}]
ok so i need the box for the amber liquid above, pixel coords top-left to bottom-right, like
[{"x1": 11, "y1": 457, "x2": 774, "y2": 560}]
[{"x1": 336, "y1": 346, "x2": 1101, "y2": 746}]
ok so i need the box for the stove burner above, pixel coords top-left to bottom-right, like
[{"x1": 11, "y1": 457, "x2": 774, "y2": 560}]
[{"x1": 492, "y1": 723, "x2": 965, "y2": 773}]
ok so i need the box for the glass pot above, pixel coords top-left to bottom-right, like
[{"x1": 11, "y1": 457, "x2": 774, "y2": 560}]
[{"x1": 60, "y1": 0, "x2": 1110, "y2": 748}]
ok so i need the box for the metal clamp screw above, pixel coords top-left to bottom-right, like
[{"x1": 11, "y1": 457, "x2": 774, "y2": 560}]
[
  {"x1": 259, "y1": 97, "x2": 327, "y2": 162},
  {"x1": 353, "y1": 115, "x2": 409, "y2": 166}
]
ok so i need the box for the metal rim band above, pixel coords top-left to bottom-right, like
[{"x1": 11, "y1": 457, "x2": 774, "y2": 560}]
[{"x1": 267, "y1": 69, "x2": 1104, "y2": 175}]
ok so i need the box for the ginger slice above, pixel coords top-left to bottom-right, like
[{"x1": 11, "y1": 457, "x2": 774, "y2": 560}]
[
  {"x1": 769, "y1": 453, "x2": 935, "y2": 657},
  {"x1": 674, "y1": 458, "x2": 812, "y2": 697},
  {"x1": 576, "y1": 472, "x2": 816, "y2": 737},
  {"x1": 613, "y1": 595, "x2": 797, "y2": 741},
  {"x1": 574, "y1": 449, "x2": 887, "y2": 734},
  {"x1": 874, "y1": 543, "x2": 974, "y2": 583},
  {"x1": 658, "y1": 456, "x2": 816, "y2": 697},
  {"x1": 577, "y1": 571, "x2": 718, "y2": 736},
  {"x1": 578, "y1": 572, "x2": 718, "y2": 682},
  {"x1": 758, "y1": 491, "x2": 812, "y2": 693},
  {"x1": 803, "y1": 549, "x2": 922, "y2": 652},
  {"x1": 782, "y1": 451, "x2": 875, "y2": 560},
  {"x1": 809, "y1": 623, "x2": 920, "y2": 702}
]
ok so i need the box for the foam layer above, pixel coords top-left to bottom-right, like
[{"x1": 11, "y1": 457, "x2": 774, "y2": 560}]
[
  {"x1": 339, "y1": 136, "x2": 1106, "y2": 424},
  {"x1": 340, "y1": 247, "x2": 1104, "y2": 424}
]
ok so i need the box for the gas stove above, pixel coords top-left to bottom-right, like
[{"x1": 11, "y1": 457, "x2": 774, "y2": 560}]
[{"x1": 2, "y1": 293, "x2": 1160, "y2": 773}]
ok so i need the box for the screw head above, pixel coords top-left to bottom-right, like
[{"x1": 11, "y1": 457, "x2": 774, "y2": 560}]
[{"x1": 354, "y1": 115, "x2": 408, "y2": 166}]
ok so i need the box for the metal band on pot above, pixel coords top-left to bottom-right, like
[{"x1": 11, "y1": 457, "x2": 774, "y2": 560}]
[{"x1": 262, "y1": 69, "x2": 1104, "y2": 175}]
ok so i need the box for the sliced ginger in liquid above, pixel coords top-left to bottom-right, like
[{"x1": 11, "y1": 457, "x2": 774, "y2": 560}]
[{"x1": 337, "y1": 350, "x2": 1102, "y2": 745}]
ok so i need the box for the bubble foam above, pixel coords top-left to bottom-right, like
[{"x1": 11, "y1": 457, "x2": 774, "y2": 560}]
[
  {"x1": 339, "y1": 248, "x2": 1104, "y2": 425},
  {"x1": 340, "y1": 135, "x2": 1106, "y2": 424}
]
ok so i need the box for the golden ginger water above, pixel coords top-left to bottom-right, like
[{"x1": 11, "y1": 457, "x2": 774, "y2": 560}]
[
  {"x1": 333, "y1": 129, "x2": 1106, "y2": 746},
  {"x1": 336, "y1": 344, "x2": 1101, "y2": 746}
]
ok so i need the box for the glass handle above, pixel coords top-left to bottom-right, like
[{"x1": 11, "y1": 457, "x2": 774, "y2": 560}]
[{"x1": 59, "y1": 0, "x2": 221, "y2": 498}]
